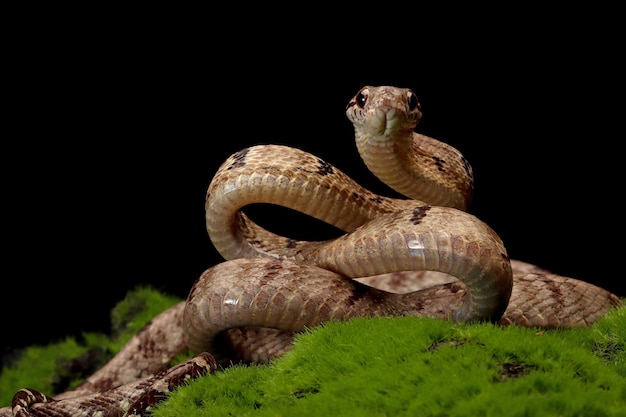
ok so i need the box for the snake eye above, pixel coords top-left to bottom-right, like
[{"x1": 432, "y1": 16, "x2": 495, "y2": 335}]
[
  {"x1": 407, "y1": 91, "x2": 420, "y2": 111},
  {"x1": 356, "y1": 88, "x2": 369, "y2": 108}
]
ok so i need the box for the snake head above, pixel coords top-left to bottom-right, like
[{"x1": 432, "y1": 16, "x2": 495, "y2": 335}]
[{"x1": 346, "y1": 86, "x2": 422, "y2": 138}]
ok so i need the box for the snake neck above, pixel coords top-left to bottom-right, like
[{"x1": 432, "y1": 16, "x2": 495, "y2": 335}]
[
  {"x1": 348, "y1": 86, "x2": 473, "y2": 210},
  {"x1": 354, "y1": 130, "x2": 419, "y2": 198}
]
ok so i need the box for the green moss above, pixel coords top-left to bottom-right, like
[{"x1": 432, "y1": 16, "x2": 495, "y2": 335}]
[
  {"x1": 583, "y1": 305, "x2": 626, "y2": 377},
  {"x1": 0, "y1": 286, "x2": 181, "y2": 407},
  {"x1": 153, "y1": 305, "x2": 626, "y2": 417},
  {"x1": 108, "y1": 286, "x2": 183, "y2": 352},
  {"x1": 2, "y1": 289, "x2": 624, "y2": 417},
  {"x1": 0, "y1": 336, "x2": 105, "y2": 405}
]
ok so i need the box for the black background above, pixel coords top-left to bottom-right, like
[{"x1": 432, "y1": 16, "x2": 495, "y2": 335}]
[{"x1": 3, "y1": 11, "x2": 624, "y2": 362}]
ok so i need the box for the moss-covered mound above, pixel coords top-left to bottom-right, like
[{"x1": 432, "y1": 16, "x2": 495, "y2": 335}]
[
  {"x1": 2, "y1": 288, "x2": 624, "y2": 417},
  {"x1": 153, "y1": 308, "x2": 626, "y2": 417}
]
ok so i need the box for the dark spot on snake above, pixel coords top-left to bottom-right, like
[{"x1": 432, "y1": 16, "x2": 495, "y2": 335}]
[
  {"x1": 542, "y1": 275, "x2": 565, "y2": 307},
  {"x1": 265, "y1": 260, "x2": 283, "y2": 277},
  {"x1": 369, "y1": 196, "x2": 384, "y2": 204},
  {"x1": 316, "y1": 158, "x2": 334, "y2": 176},
  {"x1": 352, "y1": 192, "x2": 365, "y2": 201},
  {"x1": 410, "y1": 205, "x2": 432, "y2": 225},
  {"x1": 432, "y1": 155, "x2": 446, "y2": 171},
  {"x1": 128, "y1": 388, "x2": 167, "y2": 415},
  {"x1": 262, "y1": 259, "x2": 284, "y2": 282},
  {"x1": 12, "y1": 389, "x2": 53, "y2": 409},
  {"x1": 297, "y1": 166, "x2": 314, "y2": 174},
  {"x1": 286, "y1": 238, "x2": 297, "y2": 249},
  {"x1": 90, "y1": 393, "x2": 116, "y2": 410},
  {"x1": 461, "y1": 155, "x2": 474, "y2": 181},
  {"x1": 227, "y1": 148, "x2": 250, "y2": 170}
]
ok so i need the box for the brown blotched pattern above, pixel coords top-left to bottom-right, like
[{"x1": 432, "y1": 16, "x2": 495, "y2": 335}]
[{"x1": 409, "y1": 205, "x2": 431, "y2": 225}]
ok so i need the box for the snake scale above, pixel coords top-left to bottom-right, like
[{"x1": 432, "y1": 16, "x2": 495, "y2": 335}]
[{"x1": 3, "y1": 86, "x2": 621, "y2": 416}]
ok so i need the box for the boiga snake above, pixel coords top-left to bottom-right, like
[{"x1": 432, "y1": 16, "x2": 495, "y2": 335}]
[{"x1": 3, "y1": 85, "x2": 622, "y2": 417}]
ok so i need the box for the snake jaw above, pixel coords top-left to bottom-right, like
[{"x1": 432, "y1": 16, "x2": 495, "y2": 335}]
[
  {"x1": 373, "y1": 109, "x2": 418, "y2": 139},
  {"x1": 353, "y1": 86, "x2": 421, "y2": 141},
  {"x1": 369, "y1": 106, "x2": 404, "y2": 137},
  {"x1": 367, "y1": 107, "x2": 392, "y2": 137}
]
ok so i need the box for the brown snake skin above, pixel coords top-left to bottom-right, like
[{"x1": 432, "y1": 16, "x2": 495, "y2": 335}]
[{"x1": 2, "y1": 85, "x2": 622, "y2": 416}]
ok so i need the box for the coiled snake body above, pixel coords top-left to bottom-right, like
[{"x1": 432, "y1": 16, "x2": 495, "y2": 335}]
[{"x1": 4, "y1": 86, "x2": 622, "y2": 417}]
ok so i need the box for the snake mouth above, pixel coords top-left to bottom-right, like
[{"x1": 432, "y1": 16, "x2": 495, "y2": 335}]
[{"x1": 368, "y1": 107, "x2": 402, "y2": 138}]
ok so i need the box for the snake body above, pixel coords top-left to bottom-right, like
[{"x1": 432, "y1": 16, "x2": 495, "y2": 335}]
[{"x1": 3, "y1": 86, "x2": 621, "y2": 417}]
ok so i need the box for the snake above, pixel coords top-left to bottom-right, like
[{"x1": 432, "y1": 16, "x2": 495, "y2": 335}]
[{"x1": 3, "y1": 85, "x2": 621, "y2": 416}]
